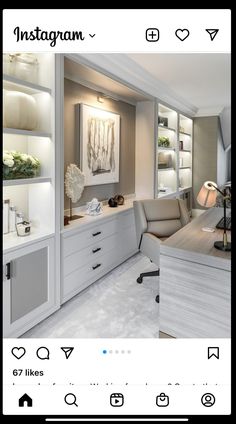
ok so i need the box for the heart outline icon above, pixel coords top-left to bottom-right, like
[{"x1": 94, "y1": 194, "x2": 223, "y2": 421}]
[
  {"x1": 175, "y1": 29, "x2": 190, "y2": 41},
  {"x1": 11, "y1": 347, "x2": 26, "y2": 359}
]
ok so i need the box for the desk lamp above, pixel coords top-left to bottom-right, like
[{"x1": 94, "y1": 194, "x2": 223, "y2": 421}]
[{"x1": 197, "y1": 181, "x2": 231, "y2": 251}]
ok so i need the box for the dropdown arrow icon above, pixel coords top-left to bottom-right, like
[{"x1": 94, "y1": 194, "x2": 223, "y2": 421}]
[{"x1": 89, "y1": 34, "x2": 96, "y2": 38}]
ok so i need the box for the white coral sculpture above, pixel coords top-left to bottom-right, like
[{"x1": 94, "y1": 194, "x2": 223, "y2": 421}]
[{"x1": 65, "y1": 164, "x2": 85, "y2": 203}]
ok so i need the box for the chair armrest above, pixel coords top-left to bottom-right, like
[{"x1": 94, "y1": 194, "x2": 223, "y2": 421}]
[
  {"x1": 178, "y1": 199, "x2": 191, "y2": 227},
  {"x1": 141, "y1": 233, "x2": 160, "y2": 266},
  {"x1": 133, "y1": 201, "x2": 148, "y2": 248}
]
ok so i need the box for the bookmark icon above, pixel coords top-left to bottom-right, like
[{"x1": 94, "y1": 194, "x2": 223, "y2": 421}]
[
  {"x1": 208, "y1": 347, "x2": 219, "y2": 359},
  {"x1": 61, "y1": 347, "x2": 74, "y2": 359}
]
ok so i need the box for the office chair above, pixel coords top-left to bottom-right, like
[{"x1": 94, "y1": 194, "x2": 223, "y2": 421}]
[{"x1": 133, "y1": 199, "x2": 190, "y2": 303}]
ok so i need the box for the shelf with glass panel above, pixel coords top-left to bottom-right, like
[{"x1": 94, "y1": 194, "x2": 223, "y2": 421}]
[
  {"x1": 3, "y1": 127, "x2": 51, "y2": 138},
  {"x1": 158, "y1": 125, "x2": 176, "y2": 132},
  {"x1": 3, "y1": 74, "x2": 52, "y2": 95},
  {"x1": 3, "y1": 177, "x2": 52, "y2": 187},
  {"x1": 158, "y1": 147, "x2": 176, "y2": 151}
]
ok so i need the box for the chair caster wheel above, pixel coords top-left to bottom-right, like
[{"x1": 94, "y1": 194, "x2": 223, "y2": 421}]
[
  {"x1": 137, "y1": 277, "x2": 143, "y2": 284},
  {"x1": 155, "y1": 295, "x2": 160, "y2": 303}
]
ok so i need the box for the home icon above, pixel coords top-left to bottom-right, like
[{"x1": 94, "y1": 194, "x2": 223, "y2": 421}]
[{"x1": 19, "y1": 393, "x2": 33, "y2": 407}]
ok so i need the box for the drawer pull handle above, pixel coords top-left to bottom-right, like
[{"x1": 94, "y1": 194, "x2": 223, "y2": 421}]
[
  {"x1": 92, "y1": 231, "x2": 101, "y2": 237},
  {"x1": 5, "y1": 262, "x2": 11, "y2": 280},
  {"x1": 92, "y1": 263, "x2": 101, "y2": 270},
  {"x1": 92, "y1": 247, "x2": 101, "y2": 253}
]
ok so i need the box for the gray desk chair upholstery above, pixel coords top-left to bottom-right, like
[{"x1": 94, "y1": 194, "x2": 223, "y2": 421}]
[{"x1": 133, "y1": 199, "x2": 190, "y2": 303}]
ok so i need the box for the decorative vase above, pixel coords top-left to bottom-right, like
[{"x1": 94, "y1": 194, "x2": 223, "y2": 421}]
[
  {"x1": 3, "y1": 90, "x2": 38, "y2": 130},
  {"x1": 3, "y1": 53, "x2": 39, "y2": 84}
]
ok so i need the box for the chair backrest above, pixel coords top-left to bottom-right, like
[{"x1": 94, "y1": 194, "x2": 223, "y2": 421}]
[{"x1": 133, "y1": 198, "x2": 190, "y2": 247}]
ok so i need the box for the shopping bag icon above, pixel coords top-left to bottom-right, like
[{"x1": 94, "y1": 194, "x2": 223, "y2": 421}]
[{"x1": 156, "y1": 393, "x2": 169, "y2": 407}]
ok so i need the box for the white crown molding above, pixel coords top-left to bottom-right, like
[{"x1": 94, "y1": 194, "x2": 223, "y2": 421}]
[
  {"x1": 195, "y1": 106, "x2": 225, "y2": 117},
  {"x1": 67, "y1": 53, "x2": 198, "y2": 117}
]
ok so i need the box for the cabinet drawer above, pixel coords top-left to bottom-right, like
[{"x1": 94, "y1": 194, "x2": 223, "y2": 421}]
[
  {"x1": 62, "y1": 247, "x2": 117, "y2": 301},
  {"x1": 63, "y1": 218, "x2": 118, "y2": 257},
  {"x1": 64, "y1": 232, "x2": 117, "y2": 277}
]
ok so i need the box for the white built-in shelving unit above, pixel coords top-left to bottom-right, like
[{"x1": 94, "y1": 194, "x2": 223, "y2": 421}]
[
  {"x1": 2, "y1": 53, "x2": 60, "y2": 338},
  {"x1": 157, "y1": 104, "x2": 178, "y2": 197},
  {"x1": 178, "y1": 113, "x2": 193, "y2": 192},
  {"x1": 3, "y1": 54, "x2": 55, "y2": 252},
  {"x1": 156, "y1": 103, "x2": 193, "y2": 213}
]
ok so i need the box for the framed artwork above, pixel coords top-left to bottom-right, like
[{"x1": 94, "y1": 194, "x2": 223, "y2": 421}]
[
  {"x1": 158, "y1": 116, "x2": 168, "y2": 127},
  {"x1": 79, "y1": 104, "x2": 120, "y2": 186}
]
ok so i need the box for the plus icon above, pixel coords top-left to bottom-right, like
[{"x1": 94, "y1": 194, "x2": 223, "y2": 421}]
[{"x1": 146, "y1": 28, "x2": 159, "y2": 42}]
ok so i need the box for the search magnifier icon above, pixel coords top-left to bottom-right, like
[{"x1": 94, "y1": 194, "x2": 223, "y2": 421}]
[{"x1": 64, "y1": 393, "x2": 78, "y2": 407}]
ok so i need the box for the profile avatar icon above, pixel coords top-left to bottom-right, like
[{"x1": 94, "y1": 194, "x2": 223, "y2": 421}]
[{"x1": 201, "y1": 393, "x2": 215, "y2": 407}]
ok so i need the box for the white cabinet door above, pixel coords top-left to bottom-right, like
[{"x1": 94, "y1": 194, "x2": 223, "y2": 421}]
[{"x1": 3, "y1": 237, "x2": 58, "y2": 338}]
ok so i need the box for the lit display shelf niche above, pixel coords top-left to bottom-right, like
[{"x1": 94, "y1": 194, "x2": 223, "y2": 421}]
[
  {"x1": 3, "y1": 53, "x2": 55, "y2": 252},
  {"x1": 156, "y1": 104, "x2": 193, "y2": 213},
  {"x1": 178, "y1": 113, "x2": 193, "y2": 191},
  {"x1": 157, "y1": 103, "x2": 178, "y2": 197}
]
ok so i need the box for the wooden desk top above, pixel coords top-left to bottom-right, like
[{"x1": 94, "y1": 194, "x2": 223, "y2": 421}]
[{"x1": 161, "y1": 208, "x2": 231, "y2": 271}]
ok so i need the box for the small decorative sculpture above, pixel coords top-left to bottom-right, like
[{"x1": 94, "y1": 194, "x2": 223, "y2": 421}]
[
  {"x1": 108, "y1": 194, "x2": 124, "y2": 207},
  {"x1": 108, "y1": 197, "x2": 118, "y2": 207},
  {"x1": 65, "y1": 164, "x2": 85, "y2": 221},
  {"x1": 86, "y1": 198, "x2": 102, "y2": 216},
  {"x1": 114, "y1": 194, "x2": 124, "y2": 205}
]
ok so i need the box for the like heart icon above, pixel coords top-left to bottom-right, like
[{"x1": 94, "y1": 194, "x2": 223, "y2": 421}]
[
  {"x1": 175, "y1": 29, "x2": 190, "y2": 41},
  {"x1": 11, "y1": 347, "x2": 26, "y2": 359}
]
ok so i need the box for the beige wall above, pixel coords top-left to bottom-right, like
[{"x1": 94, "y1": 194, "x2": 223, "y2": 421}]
[
  {"x1": 135, "y1": 101, "x2": 155, "y2": 198},
  {"x1": 193, "y1": 116, "x2": 218, "y2": 209},
  {"x1": 64, "y1": 78, "x2": 136, "y2": 209}
]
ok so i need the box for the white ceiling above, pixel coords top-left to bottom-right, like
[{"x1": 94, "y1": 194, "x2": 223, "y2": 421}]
[{"x1": 128, "y1": 54, "x2": 231, "y2": 114}]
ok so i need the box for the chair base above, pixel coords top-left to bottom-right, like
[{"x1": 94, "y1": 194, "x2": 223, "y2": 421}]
[
  {"x1": 137, "y1": 270, "x2": 160, "y2": 284},
  {"x1": 137, "y1": 270, "x2": 160, "y2": 303}
]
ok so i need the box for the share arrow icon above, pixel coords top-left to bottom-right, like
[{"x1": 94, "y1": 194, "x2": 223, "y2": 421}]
[
  {"x1": 61, "y1": 347, "x2": 74, "y2": 359},
  {"x1": 206, "y1": 29, "x2": 219, "y2": 41}
]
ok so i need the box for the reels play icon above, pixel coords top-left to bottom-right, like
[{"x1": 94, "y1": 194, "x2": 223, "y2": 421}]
[{"x1": 110, "y1": 393, "x2": 124, "y2": 407}]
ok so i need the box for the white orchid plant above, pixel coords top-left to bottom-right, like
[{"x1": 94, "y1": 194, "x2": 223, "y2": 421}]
[{"x1": 3, "y1": 150, "x2": 40, "y2": 180}]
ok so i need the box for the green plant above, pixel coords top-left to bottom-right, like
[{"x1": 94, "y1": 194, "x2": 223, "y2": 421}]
[
  {"x1": 158, "y1": 136, "x2": 170, "y2": 147},
  {"x1": 3, "y1": 150, "x2": 40, "y2": 180}
]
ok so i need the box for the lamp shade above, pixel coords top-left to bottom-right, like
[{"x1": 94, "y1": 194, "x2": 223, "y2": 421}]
[{"x1": 197, "y1": 181, "x2": 217, "y2": 208}]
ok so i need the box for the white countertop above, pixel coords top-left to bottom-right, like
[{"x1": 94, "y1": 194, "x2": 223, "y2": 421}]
[
  {"x1": 61, "y1": 199, "x2": 135, "y2": 235},
  {"x1": 3, "y1": 228, "x2": 54, "y2": 255}
]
